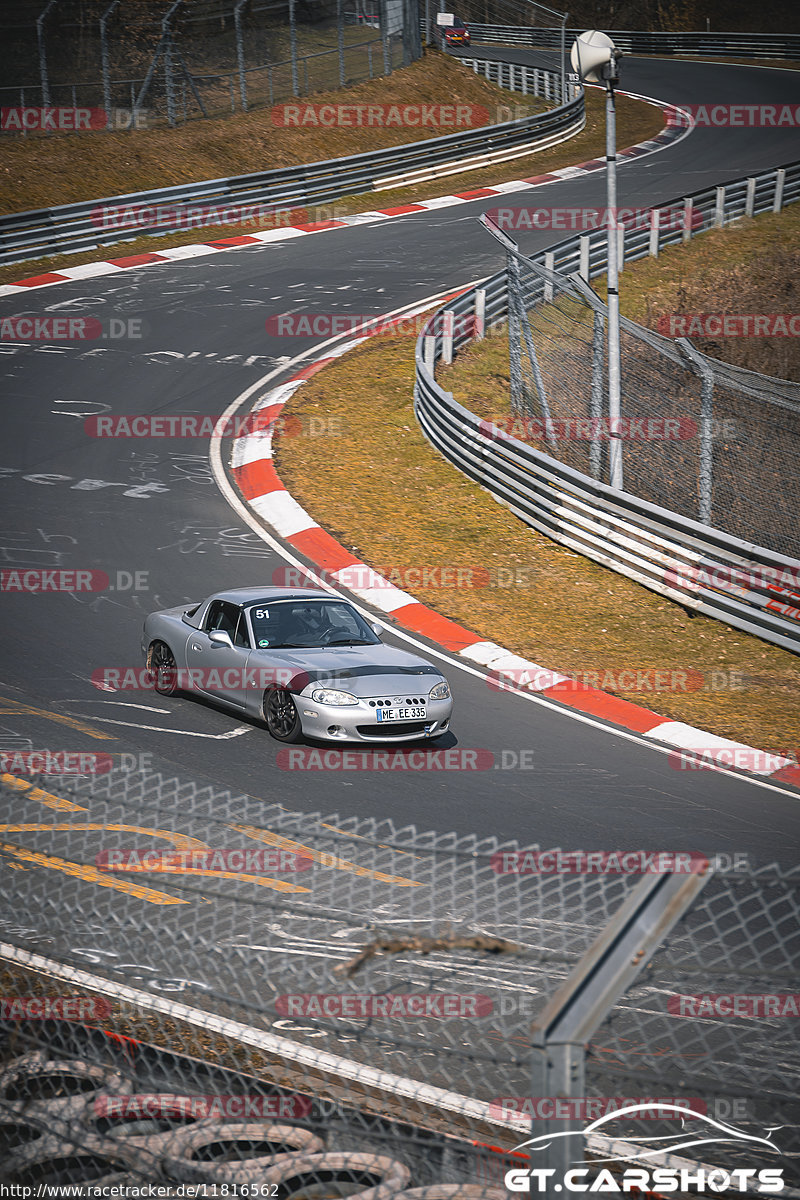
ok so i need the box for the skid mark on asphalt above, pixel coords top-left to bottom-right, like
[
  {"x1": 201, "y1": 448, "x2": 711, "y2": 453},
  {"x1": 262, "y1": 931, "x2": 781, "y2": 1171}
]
[
  {"x1": 232, "y1": 823, "x2": 422, "y2": 887},
  {"x1": 0, "y1": 694, "x2": 115, "y2": 740}
]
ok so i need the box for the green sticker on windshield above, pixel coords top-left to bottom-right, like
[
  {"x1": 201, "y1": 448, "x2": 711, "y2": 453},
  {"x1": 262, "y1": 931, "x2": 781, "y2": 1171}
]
[{"x1": 258, "y1": 638, "x2": 270, "y2": 648}]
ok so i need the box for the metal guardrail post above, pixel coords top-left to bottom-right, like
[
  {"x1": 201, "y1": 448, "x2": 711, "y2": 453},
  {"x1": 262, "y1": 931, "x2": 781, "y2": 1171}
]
[
  {"x1": 774, "y1": 167, "x2": 786, "y2": 212},
  {"x1": 678, "y1": 339, "x2": 715, "y2": 526},
  {"x1": 474, "y1": 289, "x2": 486, "y2": 341},
  {"x1": 579, "y1": 235, "x2": 590, "y2": 280},
  {"x1": 528, "y1": 867, "x2": 714, "y2": 1184},
  {"x1": 714, "y1": 185, "x2": 726, "y2": 227},
  {"x1": 649, "y1": 207, "x2": 660, "y2": 257},
  {"x1": 682, "y1": 197, "x2": 694, "y2": 243},
  {"x1": 442, "y1": 310, "x2": 455, "y2": 364},
  {"x1": 745, "y1": 177, "x2": 756, "y2": 217}
]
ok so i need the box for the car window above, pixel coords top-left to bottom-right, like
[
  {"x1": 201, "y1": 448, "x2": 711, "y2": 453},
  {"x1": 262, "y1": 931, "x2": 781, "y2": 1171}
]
[
  {"x1": 246, "y1": 600, "x2": 379, "y2": 648},
  {"x1": 204, "y1": 600, "x2": 241, "y2": 641}
]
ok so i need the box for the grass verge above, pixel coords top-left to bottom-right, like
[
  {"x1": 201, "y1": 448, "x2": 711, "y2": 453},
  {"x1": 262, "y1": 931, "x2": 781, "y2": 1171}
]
[{"x1": 273, "y1": 211, "x2": 800, "y2": 754}]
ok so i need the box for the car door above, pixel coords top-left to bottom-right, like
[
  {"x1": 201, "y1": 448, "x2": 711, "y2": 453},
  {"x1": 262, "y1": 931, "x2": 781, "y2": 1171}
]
[{"x1": 184, "y1": 600, "x2": 251, "y2": 708}]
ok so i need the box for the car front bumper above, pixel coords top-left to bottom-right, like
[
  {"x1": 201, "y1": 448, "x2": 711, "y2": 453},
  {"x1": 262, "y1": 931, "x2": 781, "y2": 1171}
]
[{"x1": 295, "y1": 694, "x2": 453, "y2": 743}]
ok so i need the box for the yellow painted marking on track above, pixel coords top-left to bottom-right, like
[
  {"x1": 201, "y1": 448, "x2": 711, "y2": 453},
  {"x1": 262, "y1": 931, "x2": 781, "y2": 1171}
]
[
  {"x1": 232, "y1": 824, "x2": 422, "y2": 887},
  {"x1": 0, "y1": 774, "x2": 87, "y2": 812},
  {"x1": 0, "y1": 696, "x2": 116, "y2": 740},
  {"x1": 0, "y1": 841, "x2": 188, "y2": 905},
  {"x1": 0, "y1": 824, "x2": 311, "y2": 895}
]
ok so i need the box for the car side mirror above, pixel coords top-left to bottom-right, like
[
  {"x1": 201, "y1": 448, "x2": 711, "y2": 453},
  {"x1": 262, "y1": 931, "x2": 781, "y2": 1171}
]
[
  {"x1": 209, "y1": 629, "x2": 233, "y2": 648},
  {"x1": 371, "y1": 623, "x2": 383, "y2": 639}
]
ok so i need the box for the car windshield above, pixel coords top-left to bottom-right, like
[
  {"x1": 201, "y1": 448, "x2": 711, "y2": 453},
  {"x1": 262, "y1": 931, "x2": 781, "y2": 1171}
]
[{"x1": 246, "y1": 600, "x2": 380, "y2": 649}]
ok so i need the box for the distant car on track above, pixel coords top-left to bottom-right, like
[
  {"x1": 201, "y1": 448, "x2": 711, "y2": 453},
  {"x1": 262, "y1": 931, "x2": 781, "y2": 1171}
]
[
  {"x1": 443, "y1": 15, "x2": 470, "y2": 46},
  {"x1": 142, "y1": 586, "x2": 453, "y2": 744}
]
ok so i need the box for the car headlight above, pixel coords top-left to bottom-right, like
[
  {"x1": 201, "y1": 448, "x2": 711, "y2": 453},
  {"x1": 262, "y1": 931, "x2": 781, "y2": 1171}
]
[
  {"x1": 311, "y1": 688, "x2": 359, "y2": 706},
  {"x1": 429, "y1": 680, "x2": 451, "y2": 701}
]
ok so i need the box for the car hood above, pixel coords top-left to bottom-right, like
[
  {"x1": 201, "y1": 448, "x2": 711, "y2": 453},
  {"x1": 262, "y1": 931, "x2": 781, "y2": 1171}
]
[{"x1": 253, "y1": 643, "x2": 445, "y2": 697}]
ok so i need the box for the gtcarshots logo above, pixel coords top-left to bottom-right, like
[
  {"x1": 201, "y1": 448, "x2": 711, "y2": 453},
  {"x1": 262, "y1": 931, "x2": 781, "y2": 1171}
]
[{"x1": 504, "y1": 1104, "x2": 785, "y2": 1193}]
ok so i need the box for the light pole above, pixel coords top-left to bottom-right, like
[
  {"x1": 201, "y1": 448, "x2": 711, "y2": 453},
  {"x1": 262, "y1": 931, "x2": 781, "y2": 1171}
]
[{"x1": 570, "y1": 31, "x2": 624, "y2": 490}]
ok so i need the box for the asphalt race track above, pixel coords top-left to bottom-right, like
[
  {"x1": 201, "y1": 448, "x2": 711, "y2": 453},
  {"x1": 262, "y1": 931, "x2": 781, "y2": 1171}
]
[{"x1": 1, "y1": 52, "x2": 799, "y2": 895}]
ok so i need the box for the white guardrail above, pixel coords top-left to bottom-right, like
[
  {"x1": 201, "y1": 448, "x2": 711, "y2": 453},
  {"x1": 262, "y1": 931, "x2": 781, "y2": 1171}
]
[{"x1": 414, "y1": 160, "x2": 800, "y2": 654}]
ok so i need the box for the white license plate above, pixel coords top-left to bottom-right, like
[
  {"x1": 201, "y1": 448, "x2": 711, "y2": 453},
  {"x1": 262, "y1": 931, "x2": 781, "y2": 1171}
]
[{"x1": 376, "y1": 707, "x2": 426, "y2": 722}]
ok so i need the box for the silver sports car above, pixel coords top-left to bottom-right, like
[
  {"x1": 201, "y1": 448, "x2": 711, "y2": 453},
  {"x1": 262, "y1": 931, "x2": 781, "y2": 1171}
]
[{"x1": 141, "y1": 586, "x2": 453, "y2": 743}]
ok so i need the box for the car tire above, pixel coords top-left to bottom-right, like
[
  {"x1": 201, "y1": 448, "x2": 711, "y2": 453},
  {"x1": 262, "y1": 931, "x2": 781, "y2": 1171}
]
[
  {"x1": 147, "y1": 642, "x2": 178, "y2": 696},
  {"x1": 262, "y1": 686, "x2": 303, "y2": 743}
]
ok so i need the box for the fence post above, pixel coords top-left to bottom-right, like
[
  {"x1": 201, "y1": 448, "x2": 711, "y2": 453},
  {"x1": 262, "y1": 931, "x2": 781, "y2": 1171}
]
[
  {"x1": 649, "y1": 208, "x2": 660, "y2": 257},
  {"x1": 337, "y1": 0, "x2": 345, "y2": 86},
  {"x1": 100, "y1": 0, "x2": 121, "y2": 131},
  {"x1": 678, "y1": 339, "x2": 714, "y2": 526},
  {"x1": 579, "y1": 235, "x2": 590, "y2": 282},
  {"x1": 474, "y1": 288, "x2": 486, "y2": 341},
  {"x1": 165, "y1": 34, "x2": 176, "y2": 126},
  {"x1": 507, "y1": 252, "x2": 524, "y2": 414},
  {"x1": 590, "y1": 310, "x2": 605, "y2": 480},
  {"x1": 36, "y1": 0, "x2": 58, "y2": 109},
  {"x1": 714, "y1": 185, "x2": 725, "y2": 228},
  {"x1": 234, "y1": 0, "x2": 248, "y2": 111},
  {"x1": 289, "y1": 0, "x2": 299, "y2": 97},
  {"x1": 381, "y1": 0, "x2": 391, "y2": 76},
  {"x1": 773, "y1": 167, "x2": 785, "y2": 213},
  {"x1": 745, "y1": 177, "x2": 756, "y2": 218}
]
